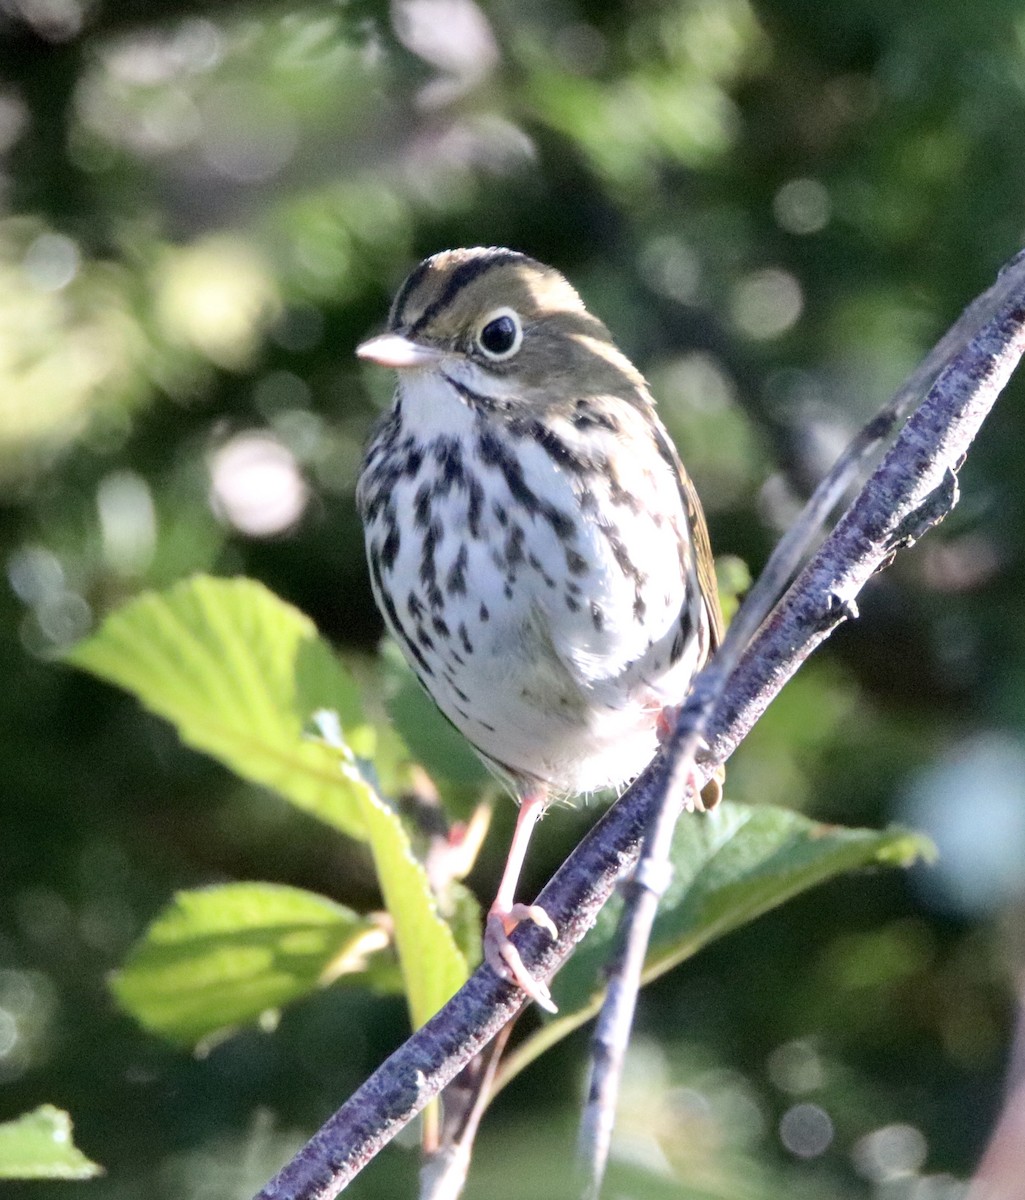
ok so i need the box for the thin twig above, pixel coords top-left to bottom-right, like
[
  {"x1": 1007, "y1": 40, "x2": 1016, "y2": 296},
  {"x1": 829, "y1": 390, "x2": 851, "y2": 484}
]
[
  {"x1": 574, "y1": 414, "x2": 894, "y2": 1197},
  {"x1": 575, "y1": 322, "x2": 905, "y2": 1199},
  {"x1": 573, "y1": 253, "x2": 1025, "y2": 1190},
  {"x1": 253, "y1": 252, "x2": 1025, "y2": 1200},
  {"x1": 419, "y1": 1026, "x2": 513, "y2": 1200},
  {"x1": 574, "y1": 250, "x2": 1025, "y2": 1196}
]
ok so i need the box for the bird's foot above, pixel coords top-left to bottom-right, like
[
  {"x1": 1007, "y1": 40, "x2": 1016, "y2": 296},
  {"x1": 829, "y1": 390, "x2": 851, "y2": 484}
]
[
  {"x1": 484, "y1": 904, "x2": 558, "y2": 1014},
  {"x1": 656, "y1": 705, "x2": 723, "y2": 812}
]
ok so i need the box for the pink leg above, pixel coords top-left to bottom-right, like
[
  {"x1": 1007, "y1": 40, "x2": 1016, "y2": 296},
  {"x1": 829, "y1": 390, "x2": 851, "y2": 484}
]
[
  {"x1": 484, "y1": 789, "x2": 558, "y2": 1013},
  {"x1": 656, "y1": 705, "x2": 723, "y2": 811}
]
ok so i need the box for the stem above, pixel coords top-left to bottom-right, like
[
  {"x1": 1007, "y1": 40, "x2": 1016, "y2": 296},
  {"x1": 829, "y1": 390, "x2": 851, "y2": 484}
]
[{"x1": 253, "y1": 252, "x2": 1025, "y2": 1200}]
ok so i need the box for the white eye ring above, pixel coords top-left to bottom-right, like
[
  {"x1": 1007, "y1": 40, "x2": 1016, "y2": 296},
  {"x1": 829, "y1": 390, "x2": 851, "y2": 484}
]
[{"x1": 475, "y1": 307, "x2": 523, "y2": 361}]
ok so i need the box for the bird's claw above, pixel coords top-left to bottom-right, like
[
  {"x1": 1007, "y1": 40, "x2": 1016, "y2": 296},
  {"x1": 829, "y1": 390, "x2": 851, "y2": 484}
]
[{"x1": 484, "y1": 905, "x2": 558, "y2": 1014}]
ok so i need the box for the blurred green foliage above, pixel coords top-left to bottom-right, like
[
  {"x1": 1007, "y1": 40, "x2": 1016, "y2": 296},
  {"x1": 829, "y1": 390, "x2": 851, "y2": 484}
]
[
  {"x1": 2, "y1": 0, "x2": 1025, "y2": 1196},
  {"x1": 0, "y1": 1105, "x2": 101, "y2": 1180}
]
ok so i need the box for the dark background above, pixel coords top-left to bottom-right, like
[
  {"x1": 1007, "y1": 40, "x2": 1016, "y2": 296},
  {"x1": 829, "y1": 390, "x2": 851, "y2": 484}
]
[{"x1": 2, "y1": 0, "x2": 1024, "y2": 1195}]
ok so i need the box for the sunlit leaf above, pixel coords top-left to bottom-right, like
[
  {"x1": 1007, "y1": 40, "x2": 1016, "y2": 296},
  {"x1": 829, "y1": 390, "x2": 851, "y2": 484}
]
[
  {"x1": 313, "y1": 713, "x2": 469, "y2": 1028},
  {"x1": 444, "y1": 881, "x2": 484, "y2": 974},
  {"x1": 0, "y1": 1106, "x2": 102, "y2": 1180},
  {"x1": 69, "y1": 577, "x2": 469, "y2": 1037},
  {"x1": 111, "y1": 883, "x2": 395, "y2": 1047},
  {"x1": 66, "y1": 575, "x2": 383, "y2": 840},
  {"x1": 497, "y1": 803, "x2": 934, "y2": 1091}
]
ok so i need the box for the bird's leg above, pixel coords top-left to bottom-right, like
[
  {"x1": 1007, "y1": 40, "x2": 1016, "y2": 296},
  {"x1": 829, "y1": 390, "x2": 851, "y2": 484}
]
[
  {"x1": 656, "y1": 705, "x2": 724, "y2": 811},
  {"x1": 484, "y1": 788, "x2": 558, "y2": 1013}
]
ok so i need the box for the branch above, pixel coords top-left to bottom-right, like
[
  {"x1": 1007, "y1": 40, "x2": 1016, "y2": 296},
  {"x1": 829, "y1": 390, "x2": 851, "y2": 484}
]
[
  {"x1": 253, "y1": 252, "x2": 1025, "y2": 1200},
  {"x1": 575, "y1": 250, "x2": 1025, "y2": 1193}
]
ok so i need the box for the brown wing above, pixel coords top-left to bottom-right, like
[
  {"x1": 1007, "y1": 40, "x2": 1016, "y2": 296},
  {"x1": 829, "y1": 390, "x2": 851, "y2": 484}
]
[
  {"x1": 649, "y1": 417, "x2": 724, "y2": 655},
  {"x1": 666, "y1": 430, "x2": 727, "y2": 808},
  {"x1": 678, "y1": 461, "x2": 724, "y2": 650}
]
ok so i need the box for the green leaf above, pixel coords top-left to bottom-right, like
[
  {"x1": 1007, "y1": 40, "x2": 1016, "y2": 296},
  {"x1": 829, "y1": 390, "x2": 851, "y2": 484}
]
[
  {"x1": 443, "y1": 880, "x2": 484, "y2": 973},
  {"x1": 313, "y1": 713, "x2": 469, "y2": 1029},
  {"x1": 111, "y1": 883, "x2": 394, "y2": 1047},
  {"x1": 70, "y1": 578, "x2": 470, "y2": 1038},
  {"x1": 497, "y1": 803, "x2": 934, "y2": 1092},
  {"x1": 360, "y1": 784, "x2": 470, "y2": 1027},
  {"x1": 0, "y1": 1106, "x2": 102, "y2": 1180},
  {"x1": 65, "y1": 575, "x2": 388, "y2": 840}
]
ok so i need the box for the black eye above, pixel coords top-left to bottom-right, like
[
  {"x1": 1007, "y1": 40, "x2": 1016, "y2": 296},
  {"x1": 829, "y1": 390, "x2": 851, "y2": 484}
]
[{"x1": 476, "y1": 308, "x2": 523, "y2": 360}]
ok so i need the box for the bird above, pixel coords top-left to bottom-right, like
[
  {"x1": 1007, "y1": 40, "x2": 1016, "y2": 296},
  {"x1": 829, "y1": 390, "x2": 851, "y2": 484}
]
[{"x1": 356, "y1": 247, "x2": 723, "y2": 1012}]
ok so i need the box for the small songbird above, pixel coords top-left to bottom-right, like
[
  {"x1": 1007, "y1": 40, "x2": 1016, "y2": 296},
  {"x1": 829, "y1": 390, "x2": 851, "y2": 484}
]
[{"x1": 357, "y1": 248, "x2": 723, "y2": 1012}]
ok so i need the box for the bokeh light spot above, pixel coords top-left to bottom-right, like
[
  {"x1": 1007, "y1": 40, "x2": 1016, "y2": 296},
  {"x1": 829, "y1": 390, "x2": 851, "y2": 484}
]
[
  {"x1": 7, "y1": 544, "x2": 64, "y2": 605},
  {"x1": 767, "y1": 1038, "x2": 825, "y2": 1094},
  {"x1": 155, "y1": 239, "x2": 281, "y2": 368},
  {"x1": 0, "y1": 969, "x2": 58, "y2": 1081},
  {"x1": 23, "y1": 233, "x2": 80, "y2": 292},
  {"x1": 0, "y1": 1009, "x2": 18, "y2": 1058},
  {"x1": 198, "y1": 82, "x2": 299, "y2": 183},
  {"x1": 779, "y1": 1102, "x2": 834, "y2": 1158},
  {"x1": 900, "y1": 733, "x2": 1025, "y2": 914},
  {"x1": 209, "y1": 431, "x2": 309, "y2": 536},
  {"x1": 97, "y1": 470, "x2": 157, "y2": 576},
  {"x1": 774, "y1": 177, "x2": 831, "y2": 234},
  {"x1": 731, "y1": 268, "x2": 803, "y2": 339},
  {"x1": 0, "y1": 90, "x2": 28, "y2": 152},
  {"x1": 639, "y1": 235, "x2": 701, "y2": 303},
  {"x1": 35, "y1": 590, "x2": 92, "y2": 647},
  {"x1": 853, "y1": 1122, "x2": 928, "y2": 1182},
  {"x1": 6, "y1": 0, "x2": 84, "y2": 40}
]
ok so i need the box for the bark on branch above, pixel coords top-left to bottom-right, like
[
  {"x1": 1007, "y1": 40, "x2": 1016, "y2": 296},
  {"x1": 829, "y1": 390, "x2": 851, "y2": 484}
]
[{"x1": 254, "y1": 252, "x2": 1025, "y2": 1200}]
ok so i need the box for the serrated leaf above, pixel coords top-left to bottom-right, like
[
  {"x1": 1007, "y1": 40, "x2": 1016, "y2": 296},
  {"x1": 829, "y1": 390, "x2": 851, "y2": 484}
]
[
  {"x1": 70, "y1": 578, "x2": 469, "y2": 1038},
  {"x1": 311, "y1": 713, "x2": 469, "y2": 1028},
  {"x1": 0, "y1": 1106, "x2": 102, "y2": 1180},
  {"x1": 443, "y1": 881, "x2": 484, "y2": 973},
  {"x1": 497, "y1": 803, "x2": 934, "y2": 1091},
  {"x1": 361, "y1": 788, "x2": 469, "y2": 1027},
  {"x1": 66, "y1": 575, "x2": 385, "y2": 840},
  {"x1": 111, "y1": 883, "x2": 394, "y2": 1046}
]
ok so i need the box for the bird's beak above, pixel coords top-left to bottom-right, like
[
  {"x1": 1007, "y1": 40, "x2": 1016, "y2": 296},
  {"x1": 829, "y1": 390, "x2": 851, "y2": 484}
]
[{"x1": 356, "y1": 332, "x2": 445, "y2": 370}]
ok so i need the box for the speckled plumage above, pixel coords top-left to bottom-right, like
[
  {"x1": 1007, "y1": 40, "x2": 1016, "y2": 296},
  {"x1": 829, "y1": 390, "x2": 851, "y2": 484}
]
[
  {"x1": 357, "y1": 247, "x2": 722, "y2": 800},
  {"x1": 357, "y1": 247, "x2": 724, "y2": 1008}
]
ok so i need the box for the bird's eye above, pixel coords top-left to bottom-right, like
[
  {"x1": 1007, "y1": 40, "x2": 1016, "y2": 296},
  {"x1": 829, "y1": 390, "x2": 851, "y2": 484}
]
[{"x1": 476, "y1": 308, "x2": 523, "y2": 360}]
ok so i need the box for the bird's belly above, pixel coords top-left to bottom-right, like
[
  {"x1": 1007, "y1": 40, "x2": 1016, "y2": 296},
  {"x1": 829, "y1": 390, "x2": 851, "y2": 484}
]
[
  {"x1": 361, "y1": 419, "x2": 695, "y2": 795},
  {"x1": 439, "y1": 634, "x2": 672, "y2": 796}
]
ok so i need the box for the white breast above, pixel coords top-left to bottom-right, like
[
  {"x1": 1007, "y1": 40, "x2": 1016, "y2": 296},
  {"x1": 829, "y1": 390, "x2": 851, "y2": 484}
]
[{"x1": 359, "y1": 367, "x2": 701, "y2": 796}]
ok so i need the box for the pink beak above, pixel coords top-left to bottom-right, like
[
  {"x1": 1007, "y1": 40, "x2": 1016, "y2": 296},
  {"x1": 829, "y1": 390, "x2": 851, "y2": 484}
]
[{"x1": 356, "y1": 333, "x2": 445, "y2": 369}]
